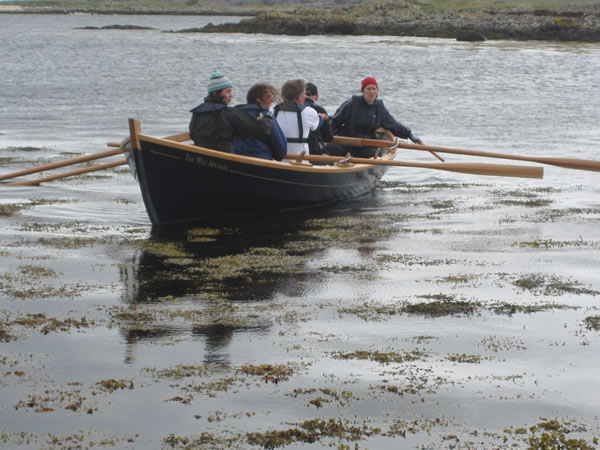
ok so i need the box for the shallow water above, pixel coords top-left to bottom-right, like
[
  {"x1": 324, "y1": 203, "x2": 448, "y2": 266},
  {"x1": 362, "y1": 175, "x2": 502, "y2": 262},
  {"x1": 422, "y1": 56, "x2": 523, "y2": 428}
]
[{"x1": 1, "y1": 14, "x2": 600, "y2": 448}]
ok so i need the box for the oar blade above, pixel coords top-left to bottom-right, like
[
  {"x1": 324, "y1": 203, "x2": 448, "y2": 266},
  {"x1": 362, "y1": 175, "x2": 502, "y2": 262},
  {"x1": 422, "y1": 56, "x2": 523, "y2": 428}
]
[
  {"x1": 5, "y1": 160, "x2": 127, "y2": 186},
  {"x1": 438, "y1": 163, "x2": 544, "y2": 179},
  {"x1": 396, "y1": 142, "x2": 600, "y2": 173},
  {"x1": 0, "y1": 149, "x2": 122, "y2": 182}
]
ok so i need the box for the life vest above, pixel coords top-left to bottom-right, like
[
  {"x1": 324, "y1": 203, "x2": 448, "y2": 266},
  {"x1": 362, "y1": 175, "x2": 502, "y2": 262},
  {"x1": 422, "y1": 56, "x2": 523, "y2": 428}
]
[{"x1": 274, "y1": 102, "x2": 309, "y2": 144}]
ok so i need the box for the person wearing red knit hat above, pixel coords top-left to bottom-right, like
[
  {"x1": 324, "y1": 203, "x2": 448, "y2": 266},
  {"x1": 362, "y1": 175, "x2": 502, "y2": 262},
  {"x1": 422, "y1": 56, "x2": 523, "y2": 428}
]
[
  {"x1": 325, "y1": 76, "x2": 423, "y2": 158},
  {"x1": 361, "y1": 76, "x2": 378, "y2": 91}
]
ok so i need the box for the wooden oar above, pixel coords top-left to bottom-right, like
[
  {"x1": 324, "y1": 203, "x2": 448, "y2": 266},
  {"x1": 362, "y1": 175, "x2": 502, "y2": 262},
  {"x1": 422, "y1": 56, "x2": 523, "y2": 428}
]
[
  {"x1": 164, "y1": 132, "x2": 190, "y2": 143},
  {"x1": 334, "y1": 135, "x2": 445, "y2": 162},
  {"x1": 1, "y1": 127, "x2": 186, "y2": 185},
  {"x1": 334, "y1": 136, "x2": 600, "y2": 172},
  {"x1": 284, "y1": 154, "x2": 543, "y2": 179},
  {"x1": 107, "y1": 132, "x2": 189, "y2": 147},
  {"x1": 397, "y1": 141, "x2": 600, "y2": 172},
  {"x1": 5, "y1": 160, "x2": 127, "y2": 186},
  {"x1": 333, "y1": 136, "x2": 397, "y2": 149},
  {"x1": 0, "y1": 148, "x2": 122, "y2": 182}
]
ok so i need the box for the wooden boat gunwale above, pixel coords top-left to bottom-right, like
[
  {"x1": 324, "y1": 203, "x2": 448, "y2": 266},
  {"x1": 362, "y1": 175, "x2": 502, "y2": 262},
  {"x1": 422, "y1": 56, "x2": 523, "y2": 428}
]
[{"x1": 135, "y1": 133, "x2": 399, "y2": 174}]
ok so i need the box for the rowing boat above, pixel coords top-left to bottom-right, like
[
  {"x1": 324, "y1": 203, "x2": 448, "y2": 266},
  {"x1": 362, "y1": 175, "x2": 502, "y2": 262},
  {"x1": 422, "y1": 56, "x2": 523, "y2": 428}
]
[{"x1": 124, "y1": 119, "x2": 396, "y2": 226}]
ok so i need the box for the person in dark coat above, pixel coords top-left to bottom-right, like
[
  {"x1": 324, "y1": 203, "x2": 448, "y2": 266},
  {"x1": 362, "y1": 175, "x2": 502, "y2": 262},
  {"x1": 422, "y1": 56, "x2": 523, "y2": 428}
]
[
  {"x1": 303, "y1": 82, "x2": 333, "y2": 155},
  {"x1": 325, "y1": 76, "x2": 423, "y2": 158},
  {"x1": 189, "y1": 70, "x2": 272, "y2": 153},
  {"x1": 232, "y1": 83, "x2": 287, "y2": 161}
]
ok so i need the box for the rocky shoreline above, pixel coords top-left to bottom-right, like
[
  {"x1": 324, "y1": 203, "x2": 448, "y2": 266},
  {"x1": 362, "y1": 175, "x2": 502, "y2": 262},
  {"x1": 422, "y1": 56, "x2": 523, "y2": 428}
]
[
  {"x1": 199, "y1": 4, "x2": 600, "y2": 42},
  {"x1": 2, "y1": 3, "x2": 600, "y2": 41}
]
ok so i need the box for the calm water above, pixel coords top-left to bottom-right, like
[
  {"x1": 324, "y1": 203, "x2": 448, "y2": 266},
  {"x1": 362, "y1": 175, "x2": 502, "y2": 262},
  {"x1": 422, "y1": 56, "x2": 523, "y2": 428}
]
[{"x1": 1, "y1": 14, "x2": 600, "y2": 449}]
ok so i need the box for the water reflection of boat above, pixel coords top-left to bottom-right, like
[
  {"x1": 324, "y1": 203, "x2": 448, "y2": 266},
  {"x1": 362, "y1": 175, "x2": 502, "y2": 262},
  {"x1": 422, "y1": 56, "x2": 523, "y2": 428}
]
[
  {"x1": 124, "y1": 119, "x2": 394, "y2": 226},
  {"x1": 118, "y1": 246, "x2": 275, "y2": 365},
  {"x1": 115, "y1": 197, "x2": 390, "y2": 364},
  {"x1": 121, "y1": 322, "x2": 259, "y2": 366},
  {"x1": 117, "y1": 219, "x2": 327, "y2": 365}
]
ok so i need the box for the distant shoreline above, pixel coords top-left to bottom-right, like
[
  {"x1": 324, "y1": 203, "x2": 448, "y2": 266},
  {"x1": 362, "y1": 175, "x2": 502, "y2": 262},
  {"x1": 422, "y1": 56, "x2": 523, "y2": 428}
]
[
  {"x1": 0, "y1": 5, "x2": 253, "y2": 15},
  {"x1": 3, "y1": 3, "x2": 600, "y2": 42}
]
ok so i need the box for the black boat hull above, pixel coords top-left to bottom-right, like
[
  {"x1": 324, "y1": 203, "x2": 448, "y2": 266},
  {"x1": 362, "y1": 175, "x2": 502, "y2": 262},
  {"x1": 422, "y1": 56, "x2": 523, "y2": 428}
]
[{"x1": 130, "y1": 133, "x2": 391, "y2": 226}]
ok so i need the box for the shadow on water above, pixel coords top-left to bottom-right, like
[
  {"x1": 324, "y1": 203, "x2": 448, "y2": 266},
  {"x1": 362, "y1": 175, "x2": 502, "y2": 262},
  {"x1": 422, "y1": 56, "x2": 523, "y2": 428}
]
[{"x1": 117, "y1": 193, "x2": 389, "y2": 364}]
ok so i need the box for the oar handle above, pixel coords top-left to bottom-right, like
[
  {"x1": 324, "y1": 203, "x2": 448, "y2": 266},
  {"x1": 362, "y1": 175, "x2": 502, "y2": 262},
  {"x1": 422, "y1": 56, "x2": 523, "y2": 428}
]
[
  {"x1": 332, "y1": 136, "x2": 445, "y2": 162},
  {"x1": 332, "y1": 136, "x2": 395, "y2": 148}
]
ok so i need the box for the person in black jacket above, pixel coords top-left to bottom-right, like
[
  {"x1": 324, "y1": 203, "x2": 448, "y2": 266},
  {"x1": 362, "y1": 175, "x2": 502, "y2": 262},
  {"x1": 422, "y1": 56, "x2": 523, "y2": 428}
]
[
  {"x1": 232, "y1": 83, "x2": 287, "y2": 161},
  {"x1": 189, "y1": 70, "x2": 272, "y2": 153},
  {"x1": 303, "y1": 82, "x2": 333, "y2": 155},
  {"x1": 325, "y1": 76, "x2": 423, "y2": 158}
]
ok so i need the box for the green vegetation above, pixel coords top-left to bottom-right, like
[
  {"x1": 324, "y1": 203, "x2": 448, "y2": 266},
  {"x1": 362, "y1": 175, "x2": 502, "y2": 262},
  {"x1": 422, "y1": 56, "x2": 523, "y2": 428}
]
[
  {"x1": 0, "y1": 204, "x2": 23, "y2": 217},
  {"x1": 145, "y1": 364, "x2": 218, "y2": 379},
  {"x1": 339, "y1": 297, "x2": 579, "y2": 321},
  {"x1": 411, "y1": 0, "x2": 599, "y2": 13},
  {"x1": 331, "y1": 349, "x2": 427, "y2": 364},
  {"x1": 494, "y1": 198, "x2": 553, "y2": 207},
  {"x1": 527, "y1": 418, "x2": 597, "y2": 449},
  {"x1": 246, "y1": 418, "x2": 381, "y2": 448},
  {"x1": 96, "y1": 378, "x2": 135, "y2": 392},
  {"x1": 403, "y1": 299, "x2": 479, "y2": 317},
  {"x1": 5, "y1": 0, "x2": 600, "y2": 14},
  {"x1": 514, "y1": 238, "x2": 600, "y2": 249},
  {"x1": 447, "y1": 353, "x2": 485, "y2": 363},
  {"x1": 0, "y1": 156, "x2": 18, "y2": 165},
  {"x1": 511, "y1": 273, "x2": 600, "y2": 296},
  {"x1": 0, "y1": 320, "x2": 17, "y2": 342},
  {"x1": 0, "y1": 263, "x2": 91, "y2": 300},
  {"x1": 584, "y1": 315, "x2": 600, "y2": 331},
  {"x1": 8, "y1": 313, "x2": 94, "y2": 336},
  {"x1": 240, "y1": 363, "x2": 297, "y2": 383},
  {"x1": 0, "y1": 199, "x2": 73, "y2": 217}
]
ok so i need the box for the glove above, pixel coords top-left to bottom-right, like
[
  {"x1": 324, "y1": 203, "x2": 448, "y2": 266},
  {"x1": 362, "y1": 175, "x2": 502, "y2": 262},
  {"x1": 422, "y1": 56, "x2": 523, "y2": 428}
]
[{"x1": 409, "y1": 133, "x2": 422, "y2": 144}]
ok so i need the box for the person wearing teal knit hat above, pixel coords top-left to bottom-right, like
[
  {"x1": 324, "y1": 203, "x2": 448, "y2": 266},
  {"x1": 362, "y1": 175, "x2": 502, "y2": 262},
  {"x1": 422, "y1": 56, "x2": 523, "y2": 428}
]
[
  {"x1": 189, "y1": 70, "x2": 273, "y2": 154},
  {"x1": 207, "y1": 70, "x2": 233, "y2": 94}
]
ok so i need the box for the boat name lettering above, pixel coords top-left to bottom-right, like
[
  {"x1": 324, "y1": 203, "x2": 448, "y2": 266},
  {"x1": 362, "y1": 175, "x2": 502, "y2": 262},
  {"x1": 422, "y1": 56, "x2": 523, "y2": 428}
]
[{"x1": 185, "y1": 154, "x2": 229, "y2": 171}]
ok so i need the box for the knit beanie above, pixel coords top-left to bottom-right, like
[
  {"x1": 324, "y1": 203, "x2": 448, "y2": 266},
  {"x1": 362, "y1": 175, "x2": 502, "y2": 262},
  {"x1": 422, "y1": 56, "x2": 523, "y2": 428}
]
[
  {"x1": 361, "y1": 76, "x2": 378, "y2": 91},
  {"x1": 306, "y1": 82, "x2": 318, "y2": 96},
  {"x1": 207, "y1": 70, "x2": 232, "y2": 93}
]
